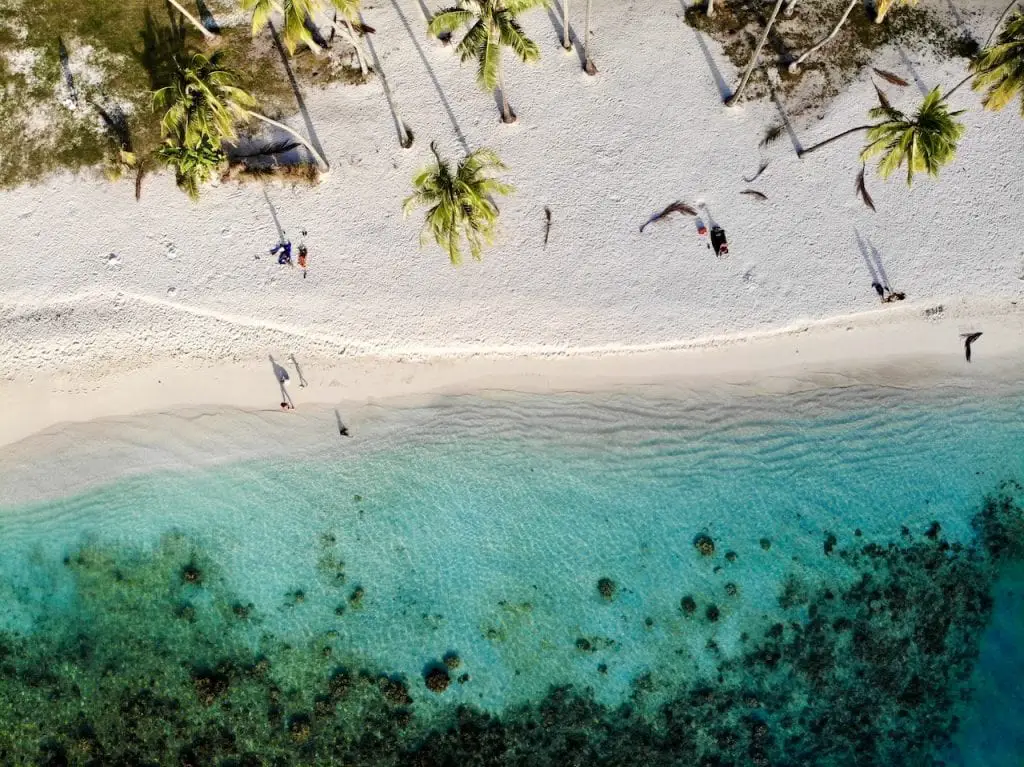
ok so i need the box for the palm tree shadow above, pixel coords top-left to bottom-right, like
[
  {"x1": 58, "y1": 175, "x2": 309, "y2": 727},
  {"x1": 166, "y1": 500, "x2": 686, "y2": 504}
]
[
  {"x1": 359, "y1": 17, "x2": 414, "y2": 147},
  {"x1": 768, "y1": 82, "x2": 802, "y2": 154},
  {"x1": 544, "y1": 3, "x2": 567, "y2": 48},
  {"x1": 493, "y1": 86, "x2": 516, "y2": 122},
  {"x1": 387, "y1": 0, "x2": 468, "y2": 152},
  {"x1": 692, "y1": 27, "x2": 730, "y2": 101},
  {"x1": 195, "y1": 0, "x2": 220, "y2": 34},
  {"x1": 896, "y1": 45, "x2": 929, "y2": 96},
  {"x1": 137, "y1": 5, "x2": 188, "y2": 92},
  {"x1": 267, "y1": 21, "x2": 329, "y2": 165}
]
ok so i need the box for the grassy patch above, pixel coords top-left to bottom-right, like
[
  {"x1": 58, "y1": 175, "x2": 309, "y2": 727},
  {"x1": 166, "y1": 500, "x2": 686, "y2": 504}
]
[
  {"x1": 684, "y1": 0, "x2": 976, "y2": 110},
  {"x1": 0, "y1": 0, "x2": 356, "y2": 188}
]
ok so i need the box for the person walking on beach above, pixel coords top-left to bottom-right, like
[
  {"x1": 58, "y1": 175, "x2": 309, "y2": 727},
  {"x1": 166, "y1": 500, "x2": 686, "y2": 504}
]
[
  {"x1": 270, "y1": 355, "x2": 294, "y2": 409},
  {"x1": 297, "y1": 229, "x2": 309, "y2": 278},
  {"x1": 271, "y1": 235, "x2": 293, "y2": 266}
]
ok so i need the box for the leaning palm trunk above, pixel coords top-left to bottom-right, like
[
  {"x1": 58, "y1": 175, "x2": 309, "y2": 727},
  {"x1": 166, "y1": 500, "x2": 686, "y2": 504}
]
[
  {"x1": 582, "y1": 0, "x2": 596, "y2": 74},
  {"x1": 788, "y1": 0, "x2": 859, "y2": 72},
  {"x1": 562, "y1": 0, "x2": 571, "y2": 49},
  {"x1": 336, "y1": 16, "x2": 368, "y2": 75},
  {"x1": 796, "y1": 124, "x2": 874, "y2": 156},
  {"x1": 706, "y1": 0, "x2": 715, "y2": 17},
  {"x1": 498, "y1": 68, "x2": 514, "y2": 123},
  {"x1": 167, "y1": 0, "x2": 218, "y2": 40},
  {"x1": 244, "y1": 109, "x2": 330, "y2": 171},
  {"x1": 726, "y1": 0, "x2": 786, "y2": 106},
  {"x1": 784, "y1": 0, "x2": 797, "y2": 15}
]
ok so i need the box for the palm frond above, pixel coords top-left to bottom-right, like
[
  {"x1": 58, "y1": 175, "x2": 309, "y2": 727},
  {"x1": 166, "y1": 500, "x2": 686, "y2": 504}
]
[
  {"x1": 971, "y1": 10, "x2": 1024, "y2": 114},
  {"x1": 872, "y1": 68, "x2": 910, "y2": 87},
  {"x1": 498, "y1": 15, "x2": 541, "y2": 63},
  {"x1": 855, "y1": 165, "x2": 875, "y2": 211}
]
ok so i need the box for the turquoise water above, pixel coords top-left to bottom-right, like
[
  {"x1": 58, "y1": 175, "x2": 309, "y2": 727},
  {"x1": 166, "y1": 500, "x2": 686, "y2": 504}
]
[{"x1": 0, "y1": 386, "x2": 1022, "y2": 764}]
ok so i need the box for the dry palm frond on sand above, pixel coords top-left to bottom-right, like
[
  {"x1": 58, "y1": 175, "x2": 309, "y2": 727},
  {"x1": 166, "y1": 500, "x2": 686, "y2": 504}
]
[
  {"x1": 640, "y1": 201, "x2": 698, "y2": 232},
  {"x1": 760, "y1": 125, "x2": 784, "y2": 148},
  {"x1": 856, "y1": 165, "x2": 875, "y2": 211},
  {"x1": 872, "y1": 81, "x2": 893, "y2": 110},
  {"x1": 872, "y1": 68, "x2": 910, "y2": 87},
  {"x1": 744, "y1": 160, "x2": 769, "y2": 183},
  {"x1": 740, "y1": 189, "x2": 767, "y2": 201}
]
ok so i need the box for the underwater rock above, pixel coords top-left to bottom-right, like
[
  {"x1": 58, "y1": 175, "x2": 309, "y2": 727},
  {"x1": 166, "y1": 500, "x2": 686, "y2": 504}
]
[
  {"x1": 925, "y1": 521, "x2": 942, "y2": 539},
  {"x1": 694, "y1": 534, "x2": 715, "y2": 556},
  {"x1": 379, "y1": 675, "x2": 413, "y2": 706},
  {"x1": 191, "y1": 667, "x2": 230, "y2": 706},
  {"x1": 824, "y1": 533, "x2": 837, "y2": 556},
  {"x1": 291, "y1": 590, "x2": 305, "y2": 604},
  {"x1": 424, "y1": 666, "x2": 450, "y2": 693},
  {"x1": 288, "y1": 714, "x2": 311, "y2": 743},
  {"x1": 334, "y1": 604, "x2": 346, "y2": 616},
  {"x1": 597, "y1": 663, "x2": 608, "y2": 675},
  {"x1": 680, "y1": 595, "x2": 697, "y2": 615},
  {"x1": 458, "y1": 673, "x2": 471, "y2": 684},
  {"x1": 725, "y1": 582, "x2": 738, "y2": 597},
  {"x1": 349, "y1": 586, "x2": 365, "y2": 606},
  {"x1": 231, "y1": 602, "x2": 252, "y2": 620},
  {"x1": 597, "y1": 577, "x2": 617, "y2": 600},
  {"x1": 725, "y1": 551, "x2": 738, "y2": 562},
  {"x1": 443, "y1": 653, "x2": 461, "y2": 669},
  {"x1": 181, "y1": 563, "x2": 202, "y2": 584},
  {"x1": 706, "y1": 604, "x2": 720, "y2": 622},
  {"x1": 328, "y1": 669, "x2": 352, "y2": 700},
  {"x1": 576, "y1": 638, "x2": 594, "y2": 652},
  {"x1": 760, "y1": 538, "x2": 772, "y2": 550}
]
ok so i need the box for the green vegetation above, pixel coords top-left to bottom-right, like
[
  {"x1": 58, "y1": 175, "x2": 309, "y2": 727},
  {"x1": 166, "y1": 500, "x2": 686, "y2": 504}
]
[
  {"x1": 971, "y1": 8, "x2": 1024, "y2": 114},
  {"x1": 0, "y1": 0, "x2": 346, "y2": 188},
  {"x1": 799, "y1": 87, "x2": 967, "y2": 186},
  {"x1": 403, "y1": 142, "x2": 513, "y2": 264},
  {"x1": 427, "y1": 0, "x2": 547, "y2": 124}
]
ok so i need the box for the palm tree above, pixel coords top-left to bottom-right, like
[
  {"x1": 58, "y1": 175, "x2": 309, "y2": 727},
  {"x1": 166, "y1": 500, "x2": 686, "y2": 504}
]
[
  {"x1": 158, "y1": 134, "x2": 225, "y2": 200},
  {"x1": 788, "y1": 0, "x2": 859, "y2": 73},
  {"x1": 167, "y1": 0, "x2": 219, "y2": 42},
  {"x1": 726, "y1": 0, "x2": 786, "y2": 106},
  {"x1": 329, "y1": 0, "x2": 370, "y2": 75},
  {"x1": 970, "y1": 7, "x2": 1024, "y2": 114},
  {"x1": 874, "y1": 0, "x2": 917, "y2": 24},
  {"x1": 428, "y1": 0, "x2": 547, "y2": 123},
  {"x1": 561, "y1": 0, "x2": 571, "y2": 50},
  {"x1": 799, "y1": 87, "x2": 966, "y2": 185},
  {"x1": 403, "y1": 142, "x2": 514, "y2": 264},
  {"x1": 582, "y1": 0, "x2": 596, "y2": 74},
  {"x1": 243, "y1": 0, "x2": 322, "y2": 54},
  {"x1": 155, "y1": 51, "x2": 329, "y2": 170}
]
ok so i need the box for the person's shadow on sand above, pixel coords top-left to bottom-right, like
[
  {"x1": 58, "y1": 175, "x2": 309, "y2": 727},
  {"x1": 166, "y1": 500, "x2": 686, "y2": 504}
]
[{"x1": 269, "y1": 355, "x2": 294, "y2": 408}]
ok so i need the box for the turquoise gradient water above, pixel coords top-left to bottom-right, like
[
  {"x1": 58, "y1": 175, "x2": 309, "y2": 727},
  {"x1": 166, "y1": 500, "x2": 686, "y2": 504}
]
[{"x1": 0, "y1": 385, "x2": 1022, "y2": 764}]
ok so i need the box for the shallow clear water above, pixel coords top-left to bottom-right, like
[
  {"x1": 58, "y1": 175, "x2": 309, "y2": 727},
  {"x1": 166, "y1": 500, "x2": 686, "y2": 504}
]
[{"x1": 0, "y1": 386, "x2": 1022, "y2": 764}]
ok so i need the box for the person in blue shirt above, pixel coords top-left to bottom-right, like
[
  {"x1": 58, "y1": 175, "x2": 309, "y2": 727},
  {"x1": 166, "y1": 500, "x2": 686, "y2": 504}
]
[{"x1": 270, "y1": 237, "x2": 293, "y2": 265}]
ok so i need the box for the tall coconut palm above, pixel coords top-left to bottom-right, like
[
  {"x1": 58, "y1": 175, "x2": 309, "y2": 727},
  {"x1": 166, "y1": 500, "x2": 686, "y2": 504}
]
[
  {"x1": 403, "y1": 142, "x2": 514, "y2": 264},
  {"x1": 168, "y1": 0, "x2": 219, "y2": 41},
  {"x1": 329, "y1": 0, "x2": 370, "y2": 74},
  {"x1": 788, "y1": 0, "x2": 859, "y2": 73},
  {"x1": 155, "y1": 51, "x2": 329, "y2": 170},
  {"x1": 726, "y1": 0, "x2": 786, "y2": 106},
  {"x1": 582, "y1": 0, "x2": 596, "y2": 74},
  {"x1": 970, "y1": 7, "x2": 1024, "y2": 114},
  {"x1": 874, "y1": 0, "x2": 917, "y2": 24},
  {"x1": 242, "y1": 0, "x2": 322, "y2": 54},
  {"x1": 561, "y1": 0, "x2": 571, "y2": 50},
  {"x1": 799, "y1": 87, "x2": 966, "y2": 185},
  {"x1": 428, "y1": 0, "x2": 547, "y2": 123}
]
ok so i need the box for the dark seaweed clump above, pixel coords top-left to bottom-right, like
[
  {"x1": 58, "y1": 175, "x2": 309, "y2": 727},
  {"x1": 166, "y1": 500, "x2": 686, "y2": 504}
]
[{"x1": 0, "y1": 484, "x2": 1020, "y2": 765}]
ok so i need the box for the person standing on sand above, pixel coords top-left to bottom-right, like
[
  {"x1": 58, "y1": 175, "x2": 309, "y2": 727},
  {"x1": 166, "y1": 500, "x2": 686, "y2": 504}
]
[
  {"x1": 297, "y1": 229, "x2": 309, "y2": 278},
  {"x1": 271, "y1": 236, "x2": 293, "y2": 266}
]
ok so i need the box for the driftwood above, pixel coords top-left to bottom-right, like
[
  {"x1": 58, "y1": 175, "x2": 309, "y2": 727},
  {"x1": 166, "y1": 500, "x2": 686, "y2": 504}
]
[
  {"x1": 544, "y1": 206, "x2": 552, "y2": 247},
  {"x1": 740, "y1": 189, "x2": 767, "y2": 201},
  {"x1": 639, "y1": 201, "x2": 698, "y2": 232}
]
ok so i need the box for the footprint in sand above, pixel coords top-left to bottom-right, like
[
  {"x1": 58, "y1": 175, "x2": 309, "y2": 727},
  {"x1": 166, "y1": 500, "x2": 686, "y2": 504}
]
[
  {"x1": 167, "y1": 286, "x2": 177, "y2": 297},
  {"x1": 163, "y1": 240, "x2": 178, "y2": 260},
  {"x1": 104, "y1": 253, "x2": 122, "y2": 268}
]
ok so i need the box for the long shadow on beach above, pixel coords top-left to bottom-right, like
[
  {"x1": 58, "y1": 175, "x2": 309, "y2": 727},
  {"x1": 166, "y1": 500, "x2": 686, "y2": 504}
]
[{"x1": 387, "y1": 0, "x2": 469, "y2": 153}]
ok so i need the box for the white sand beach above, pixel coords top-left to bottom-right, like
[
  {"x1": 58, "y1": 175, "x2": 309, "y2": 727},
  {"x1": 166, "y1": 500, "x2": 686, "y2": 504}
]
[{"x1": 1, "y1": 0, "x2": 1022, "y2": 449}]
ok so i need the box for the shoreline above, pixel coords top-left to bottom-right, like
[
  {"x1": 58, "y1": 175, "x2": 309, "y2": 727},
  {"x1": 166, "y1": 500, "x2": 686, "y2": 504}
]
[{"x1": 2, "y1": 295, "x2": 1023, "y2": 451}]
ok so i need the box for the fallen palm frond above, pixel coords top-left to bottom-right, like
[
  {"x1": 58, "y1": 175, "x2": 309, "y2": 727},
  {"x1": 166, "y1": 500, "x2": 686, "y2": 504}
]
[
  {"x1": 740, "y1": 189, "x2": 767, "y2": 200},
  {"x1": 872, "y1": 68, "x2": 910, "y2": 87},
  {"x1": 760, "y1": 125, "x2": 784, "y2": 147},
  {"x1": 232, "y1": 140, "x2": 301, "y2": 159},
  {"x1": 872, "y1": 80, "x2": 892, "y2": 110},
  {"x1": 544, "y1": 206, "x2": 552, "y2": 247},
  {"x1": 639, "y1": 201, "x2": 698, "y2": 232},
  {"x1": 855, "y1": 165, "x2": 875, "y2": 211},
  {"x1": 744, "y1": 160, "x2": 770, "y2": 183}
]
